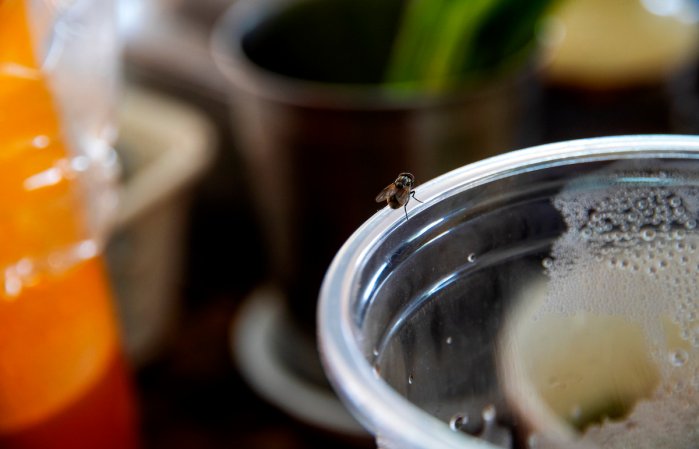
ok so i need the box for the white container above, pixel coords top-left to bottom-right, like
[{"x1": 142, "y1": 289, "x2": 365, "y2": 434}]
[{"x1": 108, "y1": 86, "x2": 215, "y2": 366}]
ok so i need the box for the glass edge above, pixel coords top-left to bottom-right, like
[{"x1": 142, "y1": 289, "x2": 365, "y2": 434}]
[{"x1": 318, "y1": 134, "x2": 699, "y2": 448}]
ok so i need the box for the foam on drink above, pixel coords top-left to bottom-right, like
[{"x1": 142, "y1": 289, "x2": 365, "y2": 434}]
[{"x1": 501, "y1": 169, "x2": 699, "y2": 448}]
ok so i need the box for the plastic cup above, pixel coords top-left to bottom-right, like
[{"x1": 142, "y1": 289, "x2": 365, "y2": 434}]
[{"x1": 319, "y1": 135, "x2": 699, "y2": 449}]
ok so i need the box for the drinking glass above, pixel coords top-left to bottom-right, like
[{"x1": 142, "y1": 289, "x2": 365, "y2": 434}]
[
  {"x1": 0, "y1": 1, "x2": 139, "y2": 447},
  {"x1": 319, "y1": 135, "x2": 699, "y2": 449}
]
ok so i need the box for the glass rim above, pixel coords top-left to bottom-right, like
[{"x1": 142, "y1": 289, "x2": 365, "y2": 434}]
[{"x1": 317, "y1": 134, "x2": 699, "y2": 449}]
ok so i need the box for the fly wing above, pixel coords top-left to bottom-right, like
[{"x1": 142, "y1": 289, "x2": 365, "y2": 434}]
[
  {"x1": 394, "y1": 187, "x2": 410, "y2": 205},
  {"x1": 375, "y1": 184, "x2": 395, "y2": 203}
]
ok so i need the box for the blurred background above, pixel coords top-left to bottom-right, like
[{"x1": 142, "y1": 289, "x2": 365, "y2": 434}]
[{"x1": 92, "y1": 0, "x2": 699, "y2": 447}]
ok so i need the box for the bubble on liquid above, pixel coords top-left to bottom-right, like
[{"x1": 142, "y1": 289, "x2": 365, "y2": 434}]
[
  {"x1": 537, "y1": 176, "x2": 699, "y2": 447},
  {"x1": 670, "y1": 349, "x2": 689, "y2": 367},
  {"x1": 408, "y1": 373, "x2": 414, "y2": 385},
  {"x1": 641, "y1": 228, "x2": 657, "y2": 241},
  {"x1": 446, "y1": 336, "x2": 453, "y2": 345},
  {"x1": 467, "y1": 253, "x2": 477, "y2": 263},
  {"x1": 449, "y1": 414, "x2": 465, "y2": 431},
  {"x1": 449, "y1": 412, "x2": 484, "y2": 435}
]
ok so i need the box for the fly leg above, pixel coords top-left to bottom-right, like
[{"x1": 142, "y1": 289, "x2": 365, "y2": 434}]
[{"x1": 411, "y1": 190, "x2": 423, "y2": 203}]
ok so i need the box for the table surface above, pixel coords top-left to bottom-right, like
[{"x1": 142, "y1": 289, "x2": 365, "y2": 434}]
[{"x1": 136, "y1": 296, "x2": 373, "y2": 449}]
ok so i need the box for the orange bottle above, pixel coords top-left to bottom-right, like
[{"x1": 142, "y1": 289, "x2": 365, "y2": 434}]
[{"x1": 0, "y1": 1, "x2": 140, "y2": 447}]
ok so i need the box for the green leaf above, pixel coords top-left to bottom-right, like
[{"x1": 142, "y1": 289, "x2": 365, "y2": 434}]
[{"x1": 384, "y1": 0, "x2": 558, "y2": 91}]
